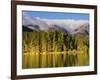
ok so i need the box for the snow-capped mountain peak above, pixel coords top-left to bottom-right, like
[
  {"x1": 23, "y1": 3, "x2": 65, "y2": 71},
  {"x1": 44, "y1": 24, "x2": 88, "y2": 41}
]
[{"x1": 23, "y1": 16, "x2": 89, "y2": 35}]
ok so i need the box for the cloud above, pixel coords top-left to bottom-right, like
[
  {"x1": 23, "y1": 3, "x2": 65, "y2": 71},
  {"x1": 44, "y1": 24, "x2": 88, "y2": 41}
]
[
  {"x1": 42, "y1": 18, "x2": 89, "y2": 31},
  {"x1": 22, "y1": 12, "x2": 34, "y2": 26},
  {"x1": 22, "y1": 13, "x2": 89, "y2": 32}
]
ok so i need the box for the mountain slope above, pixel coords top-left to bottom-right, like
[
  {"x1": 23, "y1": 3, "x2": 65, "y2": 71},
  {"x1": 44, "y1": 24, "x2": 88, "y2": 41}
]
[{"x1": 23, "y1": 17, "x2": 89, "y2": 35}]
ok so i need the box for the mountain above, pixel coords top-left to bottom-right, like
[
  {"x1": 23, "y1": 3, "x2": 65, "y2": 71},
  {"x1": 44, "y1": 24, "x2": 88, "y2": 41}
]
[
  {"x1": 23, "y1": 24, "x2": 40, "y2": 31},
  {"x1": 23, "y1": 25, "x2": 33, "y2": 32},
  {"x1": 22, "y1": 17, "x2": 89, "y2": 35},
  {"x1": 23, "y1": 17, "x2": 50, "y2": 31},
  {"x1": 70, "y1": 23, "x2": 89, "y2": 35},
  {"x1": 48, "y1": 24, "x2": 70, "y2": 34}
]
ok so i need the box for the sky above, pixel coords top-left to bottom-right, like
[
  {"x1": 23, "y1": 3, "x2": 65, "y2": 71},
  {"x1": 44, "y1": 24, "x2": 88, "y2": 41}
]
[
  {"x1": 22, "y1": 11, "x2": 89, "y2": 21},
  {"x1": 22, "y1": 11, "x2": 89, "y2": 32}
]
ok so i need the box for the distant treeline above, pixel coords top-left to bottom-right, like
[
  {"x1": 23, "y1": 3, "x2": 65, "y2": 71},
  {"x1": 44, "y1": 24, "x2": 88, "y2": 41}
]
[{"x1": 23, "y1": 30, "x2": 89, "y2": 53}]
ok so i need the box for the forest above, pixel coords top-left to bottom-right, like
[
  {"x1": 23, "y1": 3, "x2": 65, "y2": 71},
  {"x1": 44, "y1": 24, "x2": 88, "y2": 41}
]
[{"x1": 22, "y1": 30, "x2": 89, "y2": 69}]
